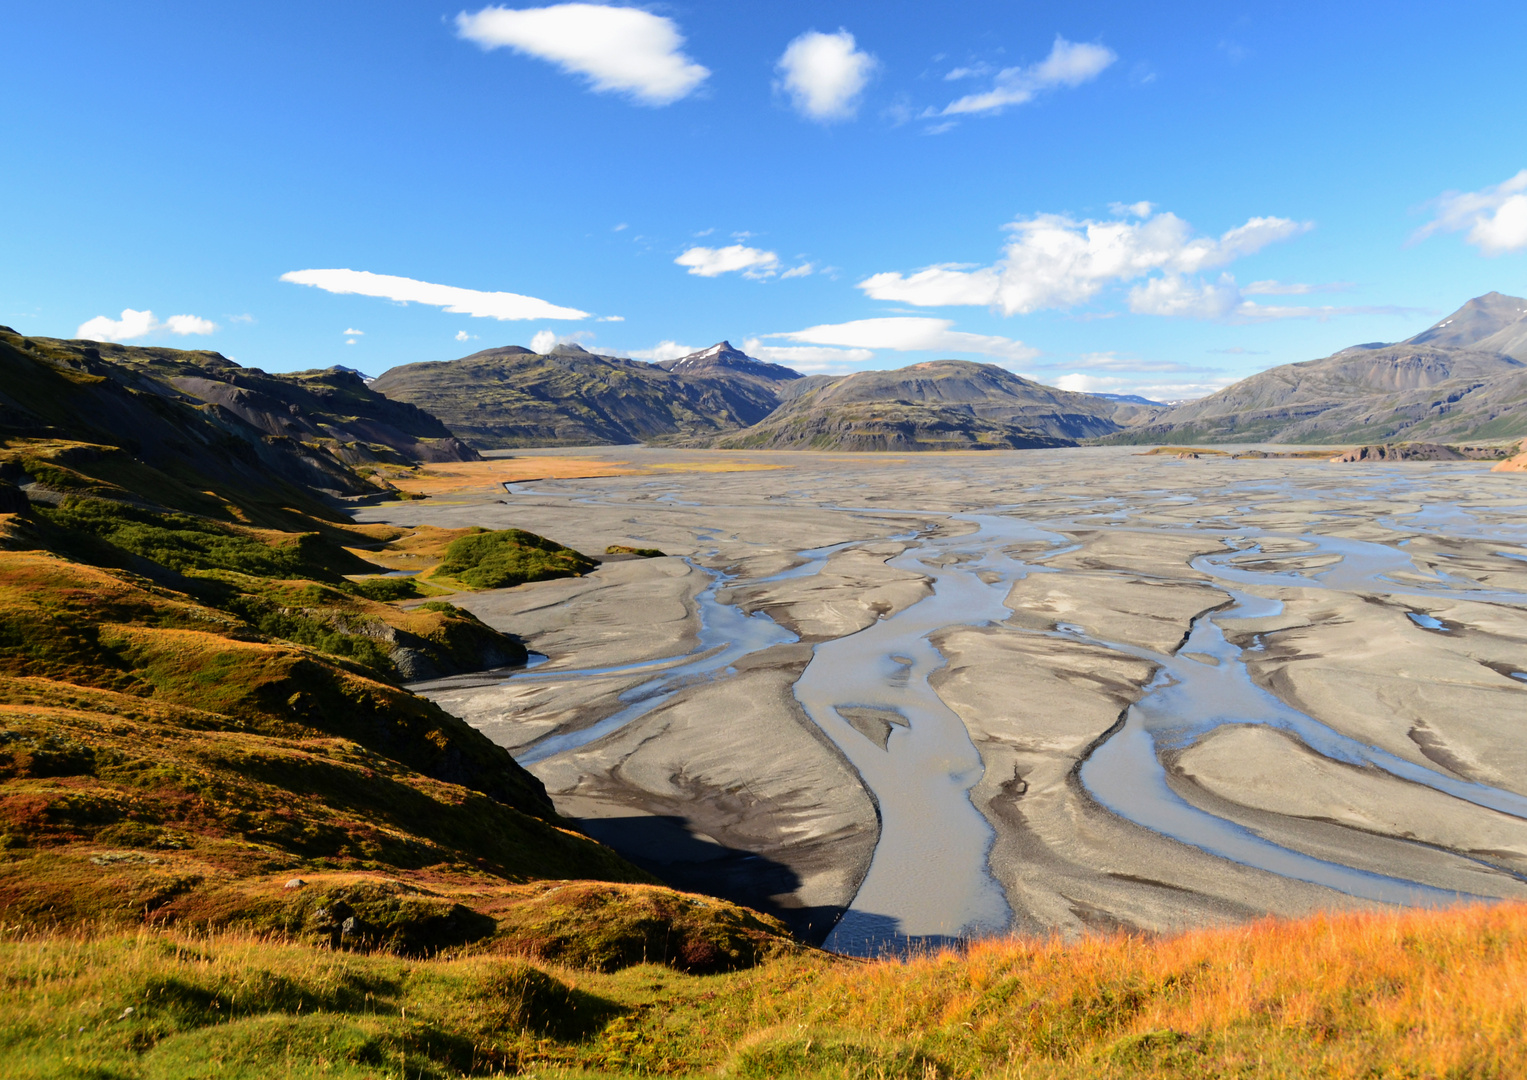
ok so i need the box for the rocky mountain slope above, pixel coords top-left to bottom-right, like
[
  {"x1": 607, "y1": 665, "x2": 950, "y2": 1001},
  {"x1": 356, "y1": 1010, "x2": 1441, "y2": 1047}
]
[
  {"x1": 0, "y1": 327, "x2": 477, "y2": 512},
  {"x1": 715, "y1": 360, "x2": 1124, "y2": 450},
  {"x1": 371, "y1": 341, "x2": 802, "y2": 449},
  {"x1": 1107, "y1": 292, "x2": 1527, "y2": 444}
]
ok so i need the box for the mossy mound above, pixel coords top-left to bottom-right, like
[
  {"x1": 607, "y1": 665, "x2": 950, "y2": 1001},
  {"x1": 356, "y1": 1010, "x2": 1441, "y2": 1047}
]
[
  {"x1": 605, "y1": 544, "x2": 666, "y2": 558},
  {"x1": 432, "y1": 528, "x2": 597, "y2": 590},
  {"x1": 491, "y1": 881, "x2": 801, "y2": 974}
]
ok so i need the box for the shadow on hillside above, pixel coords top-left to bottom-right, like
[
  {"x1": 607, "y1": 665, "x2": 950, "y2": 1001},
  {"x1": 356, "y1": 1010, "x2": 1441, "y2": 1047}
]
[{"x1": 570, "y1": 813, "x2": 847, "y2": 947}]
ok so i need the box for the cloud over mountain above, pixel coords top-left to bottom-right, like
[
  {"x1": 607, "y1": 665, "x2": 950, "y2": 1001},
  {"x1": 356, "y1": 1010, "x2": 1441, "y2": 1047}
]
[
  {"x1": 280, "y1": 268, "x2": 588, "y2": 320},
  {"x1": 76, "y1": 308, "x2": 217, "y2": 342},
  {"x1": 859, "y1": 207, "x2": 1311, "y2": 317},
  {"x1": 768, "y1": 316, "x2": 1037, "y2": 363},
  {"x1": 455, "y1": 3, "x2": 709, "y2": 106},
  {"x1": 1415, "y1": 169, "x2": 1527, "y2": 256}
]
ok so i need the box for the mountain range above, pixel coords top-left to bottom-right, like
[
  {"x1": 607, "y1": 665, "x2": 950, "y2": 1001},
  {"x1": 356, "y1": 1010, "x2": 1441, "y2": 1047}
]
[
  {"x1": 372, "y1": 340, "x2": 1148, "y2": 451},
  {"x1": 1106, "y1": 292, "x2": 1527, "y2": 444}
]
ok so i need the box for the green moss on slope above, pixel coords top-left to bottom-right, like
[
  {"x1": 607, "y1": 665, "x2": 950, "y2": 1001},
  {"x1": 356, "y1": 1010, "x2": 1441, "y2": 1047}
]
[{"x1": 432, "y1": 528, "x2": 598, "y2": 590}]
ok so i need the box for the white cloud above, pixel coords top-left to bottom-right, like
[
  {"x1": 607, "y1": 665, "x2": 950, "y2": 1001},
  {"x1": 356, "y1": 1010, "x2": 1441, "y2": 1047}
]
[
  {"x1": 1129, "y1": 276, "x2": 1417, "y2": 322},
  {"x1": 936, "y1": 37, "x2": 1115, "y2": 118},
  {"x1": 1055, "y1": 373, "x2": 1127, "y2": 394},
  {"x1": 627, "y1": 340, "x2": 698, "y2": 362},
  {"x1": 281, "y1": 268, "x2": 588, "y2": 320},
  {"x1": 228, "y1": 313, "x2": 256, "y2": 324},
  {"x1": 76, "y1": 308, "x2": 218, "y2": 342},
  {"x1": 780, "y1": 263, "x2": 815, "y2": 279},
  {"x1": 776, "y1": 29, "x2": 876, "y2": 122},
  {"x1": 1128, "y1": 274, "x2": 1243, "y2": 319},
  {"x1": 455, "y1": 3, "x2": 708, "y2": 106},
  {"x1": 1241, "y1": 280, "x2": 1353, "y2": 295},
  {"x1": 455, "y1": 330, "x2": 477, "y2": 342},
  {"x1": 596, "y1": 314, "x2": 625, "y2": 322},
  {"x1": 741, "y1": 338, "x2": 875, "y2": 371},
  {"x1": 162, "y1": 314, "x2": 217, "y2": 336},
  {"x1": 530, "y1": 329, "x2": 557, "y2": 353},
  {"x1": 674, "y1": 244, "x2": 781, "y2": 279},
  {"x1": 859, "y1": 207, "x2": 1311, "y2": 317},
  {"x1": 343, "y1": 327, "x2": 365, "y2": 336},
  {"x1": 1414, "y1": 170, "x2": 1527, "y2": 255},
  {"x1": 767, "y1": 316, "x2": 1037, "y2": 362}
]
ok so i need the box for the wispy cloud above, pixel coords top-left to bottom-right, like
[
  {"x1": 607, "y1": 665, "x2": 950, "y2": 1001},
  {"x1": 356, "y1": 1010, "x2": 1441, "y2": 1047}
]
[
  {"x1": 933, "y1": 37, "x2": 1115, "y2": 119},
  {"x1": 280, "y1": 268, "x2": 588, "y2": 320},
  {"x1": 776, "y1": 29, "x2": 877, "y2": 122},
  {"x1": 1241, "y1": 279, "x2": 1354, "y2": 296},
  {"x1": 674, "y1": 244, "x2": 781, "y2": 279},
  {"x1": 76, "y1": 308, "x2": 217, "y2": 342},
  {"x1": 860, "y1": 207, "x2": 1310, "y2": 317},
  {"x1": 1413, "y1": 169, "x2": 1527, "y2": 255},
  {"x1": 767, "y1": 316, "x2": 1037, "y2": 363},
  {"x1": 627, "y1": 340, "x2": 697, "y2": 362},
  {"x1": 780, "y1": 263, "x2": 815, "y2": 279},
  {"x1": 455, "y1": 3, "x2": 708, "y2": 106},
  {"x1": 741, "y1": 338, "x2": 875, "y2": 372}
]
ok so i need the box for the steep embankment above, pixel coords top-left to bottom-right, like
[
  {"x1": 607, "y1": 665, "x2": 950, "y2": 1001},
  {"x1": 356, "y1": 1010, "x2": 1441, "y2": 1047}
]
[
  {"x1": 1106, "y1": 292, "x2": 1527, "y2": 444},
  {"x1": 0, "y1": 330, "x2": 798, "y2": 971},
  {"x1": 371, "y1": 342, "x2": 801, "y2": 448},
  {"x1": 716, "y1": 360, "x2": 1121, "y2": 450}
]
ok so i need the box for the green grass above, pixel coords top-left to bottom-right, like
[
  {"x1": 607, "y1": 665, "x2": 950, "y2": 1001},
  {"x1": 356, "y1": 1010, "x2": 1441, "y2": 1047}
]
[
  {"x1": 6, "y1": 899, "x2": 1527, "y2": 1079},
  {"x1": 432, "y1": 529, "x2": 597, "y2": 590}
]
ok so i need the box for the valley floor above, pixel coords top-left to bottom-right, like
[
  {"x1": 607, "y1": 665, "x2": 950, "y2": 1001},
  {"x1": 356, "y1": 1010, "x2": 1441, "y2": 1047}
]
[{"x1": 357, "y1": 445, "x2": 1527, "y2": 949}]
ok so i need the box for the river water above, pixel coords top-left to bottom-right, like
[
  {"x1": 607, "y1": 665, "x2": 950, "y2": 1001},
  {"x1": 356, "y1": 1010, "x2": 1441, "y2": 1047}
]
[{"x1": 440, "y1": 460, "x2": 1527, "y2": 953}]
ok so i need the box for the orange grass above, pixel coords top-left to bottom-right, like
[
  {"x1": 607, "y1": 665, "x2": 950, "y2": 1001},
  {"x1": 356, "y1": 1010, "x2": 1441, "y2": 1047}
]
[{"x1": 755, "y1": 900, "x2": 1527, "y2": 1077}]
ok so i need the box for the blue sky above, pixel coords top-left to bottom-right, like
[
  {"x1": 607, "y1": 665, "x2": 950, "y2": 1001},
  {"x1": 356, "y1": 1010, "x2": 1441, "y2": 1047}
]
[{"x1": 5, "y1": 1, "x2": 1526, "y2": 399}]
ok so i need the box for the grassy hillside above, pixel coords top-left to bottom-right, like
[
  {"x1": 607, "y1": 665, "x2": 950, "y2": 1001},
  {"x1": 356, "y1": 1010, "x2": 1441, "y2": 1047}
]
[
  {"x1": 0, "y1": 331, "x2": 801, "y2": 1015},
  {"x1": 3, "y1": 900, "x2": 1522, "y2": 1078}
]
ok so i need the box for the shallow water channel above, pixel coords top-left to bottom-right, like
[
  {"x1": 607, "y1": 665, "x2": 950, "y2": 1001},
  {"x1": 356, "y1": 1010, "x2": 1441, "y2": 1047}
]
[{"x1": 440, "y1": 468, "x2": 1527, "y2": 954}]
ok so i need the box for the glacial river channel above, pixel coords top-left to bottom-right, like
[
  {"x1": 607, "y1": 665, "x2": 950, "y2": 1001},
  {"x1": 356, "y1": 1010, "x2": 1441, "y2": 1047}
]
[{"x1": 436, "y1": 465, "x2": 1527, "y2": 954}]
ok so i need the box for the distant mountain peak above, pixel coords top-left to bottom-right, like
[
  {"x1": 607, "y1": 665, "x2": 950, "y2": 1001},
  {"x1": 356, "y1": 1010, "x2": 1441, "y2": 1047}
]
[
  {"x1": 656, "y1": 341, "x2": 802, "y2": 381},
  {"x1": 1406, "y1": 291, "x2": 1527, "y2": 353}
]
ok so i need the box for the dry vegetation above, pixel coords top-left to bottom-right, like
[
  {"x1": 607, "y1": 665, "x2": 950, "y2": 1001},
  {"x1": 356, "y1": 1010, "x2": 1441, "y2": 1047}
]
[{"x1": 3, "y1": 900, "x2": 1524, "y2": 1078}]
